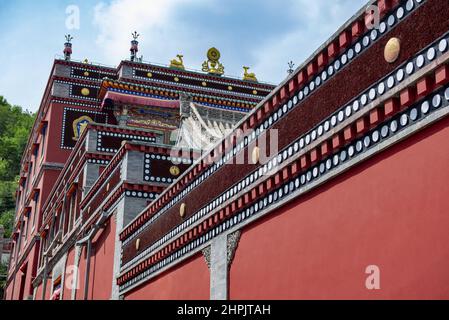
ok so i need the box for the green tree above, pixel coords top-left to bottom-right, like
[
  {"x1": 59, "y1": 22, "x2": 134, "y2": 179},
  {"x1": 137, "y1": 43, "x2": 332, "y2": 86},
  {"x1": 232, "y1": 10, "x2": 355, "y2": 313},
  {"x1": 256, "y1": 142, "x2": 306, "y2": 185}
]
[{"x1": 0, "y1": 96, "x2": 34, "y2": 237}]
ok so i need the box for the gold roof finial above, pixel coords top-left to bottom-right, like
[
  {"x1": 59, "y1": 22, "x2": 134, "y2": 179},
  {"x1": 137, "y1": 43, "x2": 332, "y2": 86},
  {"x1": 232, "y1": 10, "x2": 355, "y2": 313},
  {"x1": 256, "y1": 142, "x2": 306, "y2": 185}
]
[
  {"x1": 202, "y1": 47, "x2": 224, "y2": 75},
  {"x1": 242, "y1": 66, "x2": 258, "y2": 82},
  {"x1": 170, "y1": 54, "x2": 185, "y2": 70}
]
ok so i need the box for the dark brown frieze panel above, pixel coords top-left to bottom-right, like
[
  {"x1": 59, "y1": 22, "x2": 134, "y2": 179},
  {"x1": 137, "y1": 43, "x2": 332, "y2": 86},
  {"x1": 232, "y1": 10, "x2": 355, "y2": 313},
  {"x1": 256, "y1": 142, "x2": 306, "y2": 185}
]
[
  {"x1": 143, "y1": 153, "x2": 195, "y2": 185},
  {"x1": 133, "y1": 69, "x2": 271, "y2": 98},
  {"x1": 96, "y1": 130, "x2": 156, "y2": 153},
  {"x1": 61, "y1": 108, "x2": 108, "y2": 149},
  {"x1": 71, "y1": 67, "x2": 118, "y2": 81},
  {"x1": 70, "y1": 84, "x2": 100, "y2": 100}
]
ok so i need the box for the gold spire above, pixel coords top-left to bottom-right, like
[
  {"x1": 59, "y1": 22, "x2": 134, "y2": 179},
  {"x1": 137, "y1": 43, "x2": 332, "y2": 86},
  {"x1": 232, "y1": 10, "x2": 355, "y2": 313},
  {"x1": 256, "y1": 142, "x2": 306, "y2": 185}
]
[{"x1": 202, "y1": 47, "x2": 224, "y2": 75}]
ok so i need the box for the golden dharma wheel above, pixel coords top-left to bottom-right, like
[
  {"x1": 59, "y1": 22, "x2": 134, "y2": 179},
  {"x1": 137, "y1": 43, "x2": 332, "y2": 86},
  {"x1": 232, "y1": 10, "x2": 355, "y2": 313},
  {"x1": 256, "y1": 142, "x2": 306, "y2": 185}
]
[{"x1": 207, "y1": 47, "x2": 221, "y2": 62}]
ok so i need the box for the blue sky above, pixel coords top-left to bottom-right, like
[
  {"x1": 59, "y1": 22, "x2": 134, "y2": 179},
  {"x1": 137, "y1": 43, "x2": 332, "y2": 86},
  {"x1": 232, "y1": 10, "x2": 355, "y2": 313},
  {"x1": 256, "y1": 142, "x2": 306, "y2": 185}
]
[{"x1": 0, "y1": 0, "x2": 367, "y2": 112}]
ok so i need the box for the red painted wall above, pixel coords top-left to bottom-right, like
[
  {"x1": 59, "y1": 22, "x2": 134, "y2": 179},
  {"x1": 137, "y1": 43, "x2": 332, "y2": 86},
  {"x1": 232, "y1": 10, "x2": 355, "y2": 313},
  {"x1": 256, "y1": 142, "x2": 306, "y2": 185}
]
[
  {"x1": 4, "y1": 281, "x2": 13, "y2": 299},
  {"x1": 230, "y1": 117, "x2": 449, "y2": 300},
  {"x1": 62, "y1": 247, "x2": 76, "y2": 299},
  {"x1": 34, "y1": 282, "x2": 43, "y2": 300},
  {"x1": 87, "y1": 217, "x2": 116, "y2": 300},
  {"x1": 34, "y1": 281, "x2": 41, "y2": 300},
  {"x1": 33, "y1": 278, "x2": 51, "y2": 300},
  {"x1": 74, "y1": 246, "x2": 87, "y2": 300},
  {"x1": 11, "y1": 270, "x2": 23, "y2": 300},
  {"x1": 37, "y1": 169, "x2": 62, "y2": 228},
  {"x1": 61, "y1": 217, "x2": 116, "y2": 300},
  {"x1": 45, "y1": 103, "x2": 73, "y2": 164},
  {"x1": 23, "y1": 246, "x2": 39, "y2": 299},
  {"x1": 125, "y1": 253, "x2": 209, "y2": 300}
]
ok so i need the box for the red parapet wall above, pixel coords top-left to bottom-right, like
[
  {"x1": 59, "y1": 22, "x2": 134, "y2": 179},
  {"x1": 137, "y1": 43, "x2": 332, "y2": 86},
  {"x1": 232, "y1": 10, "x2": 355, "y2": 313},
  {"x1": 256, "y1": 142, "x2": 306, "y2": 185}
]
[
  {"x1": 230, "y1": 116, "x2": 449, "y2": 299},
  {"x1": 87, "y1": 217, "x2": 116, "y2": 300},
  {"x1": 124, "y1": 253, "x2": 210, "y2": 300},
  {"x1": 62, "y1": 247, "x2": 76, "y2": 300}
]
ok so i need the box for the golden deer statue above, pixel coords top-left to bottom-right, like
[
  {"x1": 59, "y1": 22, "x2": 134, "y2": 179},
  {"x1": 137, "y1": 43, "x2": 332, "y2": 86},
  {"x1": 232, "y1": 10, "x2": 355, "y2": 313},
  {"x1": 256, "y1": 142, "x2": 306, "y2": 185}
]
[
  {"x1": 243, "y1": 66, "x2": 257, "y2": 82},
  {"x1": 170, "y1": 54, "x2": 185, "y2": 70}
]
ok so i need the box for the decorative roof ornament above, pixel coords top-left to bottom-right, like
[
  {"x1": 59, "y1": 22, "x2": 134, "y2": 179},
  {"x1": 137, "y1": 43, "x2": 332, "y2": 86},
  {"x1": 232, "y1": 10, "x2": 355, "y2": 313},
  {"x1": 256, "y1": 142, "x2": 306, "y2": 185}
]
[
  {"x1": 287, "y1": 61, "x2": 295, "y2": 74},
  {"x1": 130, "y1": 31, "x2": 140, "y2": 62},
  {"x1": 63, "y1": 34, "x2": 73, "y2": 61},
  {"x1": 242, "y1": 66, "x2": 258, "y2": 82},
  {"x1": 170, "y1": 54, "x2": 185, "y2": 70},
  {"x1": 202, "y1": 47, "x2": 224, "y2": 76}
]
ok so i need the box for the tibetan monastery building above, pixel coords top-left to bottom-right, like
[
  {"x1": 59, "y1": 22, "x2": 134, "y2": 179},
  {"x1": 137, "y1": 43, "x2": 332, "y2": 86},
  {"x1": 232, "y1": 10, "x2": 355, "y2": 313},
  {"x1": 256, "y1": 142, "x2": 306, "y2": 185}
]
[{"x1": 4, "y1": 0, "x2": 449, "y2": 300}]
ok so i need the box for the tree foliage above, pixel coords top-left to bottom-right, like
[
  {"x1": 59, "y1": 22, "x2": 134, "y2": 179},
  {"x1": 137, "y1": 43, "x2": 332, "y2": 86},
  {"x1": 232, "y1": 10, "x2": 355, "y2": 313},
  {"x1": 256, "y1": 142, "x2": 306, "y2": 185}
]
[{"x1": 0, "y1": 96, "x2": 34, "y2": 237}]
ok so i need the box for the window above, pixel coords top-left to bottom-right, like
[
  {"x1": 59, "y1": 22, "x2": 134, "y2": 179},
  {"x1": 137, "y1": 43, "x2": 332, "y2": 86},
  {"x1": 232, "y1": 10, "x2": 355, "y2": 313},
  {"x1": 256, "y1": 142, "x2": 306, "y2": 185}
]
[
  {"x1": 41, "y1": 123, "x2": 47, "y2": 159},
  {"x1": 43, "y1": 231, "x2": 49, "y2": 252},
  {"x1": 10, "y1": 240, "x2": 16, "y2": 263},
  {"x1": 23, "y1": 215, "x2": 29, "y2": 244},
  {"x1": 54, "y1": 210, "x2": 60, "y2": 238},
  {"x1": 18, "y1": 220, "x2": 25, "y2": 252},
  {"x1": 32, "y1": 191, "x2": 40, "y2": 227},
  {"x1": 74, "y1": 191, "x2": 81, "y2": 222},
  {"x1": 68, "y1": 190, "x2": 77, "y2": 230},
  {"x1": 32, "y1": 145, "x2": 39, "y2": 176},
  {"x1": 25, "y1": 162, "x2": 32, "y2": 194},
  {"x1": 63, "y1": 185, "x2": 78, "y2": 235},
  {"x1": 38, "y1": 240, "x2": 44, "y2": 268},
  {"x1": 21, "y1": 183, "x2": 26, "y2": 207},
  {"x1": 15, "y1": 231, "x2": 21, "y2": 260},
  {"x1": 17, "y1": 190, "x2": 22, "y2": 208},
  {"x1": 63, "y1": 199, "x2": 71, "y2": 236}
]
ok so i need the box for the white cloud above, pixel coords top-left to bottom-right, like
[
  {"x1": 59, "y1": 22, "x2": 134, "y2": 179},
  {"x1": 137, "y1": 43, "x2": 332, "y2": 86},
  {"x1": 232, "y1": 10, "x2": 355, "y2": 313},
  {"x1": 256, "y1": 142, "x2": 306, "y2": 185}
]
[
  {"x1": 92, "y1": 0, "x2": 366, "y2": 85},
  {"x1": 251, "y1": 0, "x2": 366, "y2": 84},
  {"x1": 92, "y1": 0, "x2": 213, "y2": 66},
  {"x1": 0, "y1": 0, "x2": 370, "y2": 111}
]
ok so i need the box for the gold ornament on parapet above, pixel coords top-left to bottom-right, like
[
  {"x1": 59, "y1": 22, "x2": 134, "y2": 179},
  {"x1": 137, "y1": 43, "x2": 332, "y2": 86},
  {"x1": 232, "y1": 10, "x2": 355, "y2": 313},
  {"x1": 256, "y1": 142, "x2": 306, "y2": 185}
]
[
  {"x1": 242, "y1": 66, "x2": 258, "y2": 82},
  {"x1": 202, "y1": 47, "x2": 225, "y2": 75},
  {"x1": 170, "y1": 54, "x2": 185, "y2": 70}
]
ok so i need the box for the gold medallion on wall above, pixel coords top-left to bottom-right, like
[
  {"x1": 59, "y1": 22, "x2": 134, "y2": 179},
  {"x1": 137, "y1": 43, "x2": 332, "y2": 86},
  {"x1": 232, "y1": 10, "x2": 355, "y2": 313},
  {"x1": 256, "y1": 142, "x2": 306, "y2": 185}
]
[
  {"x1": 169, "y1": 165, "x2": 181, "y2": 176},
  {"x1": 384, "y1": 37, "x2": 401, "y2": 63}
]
